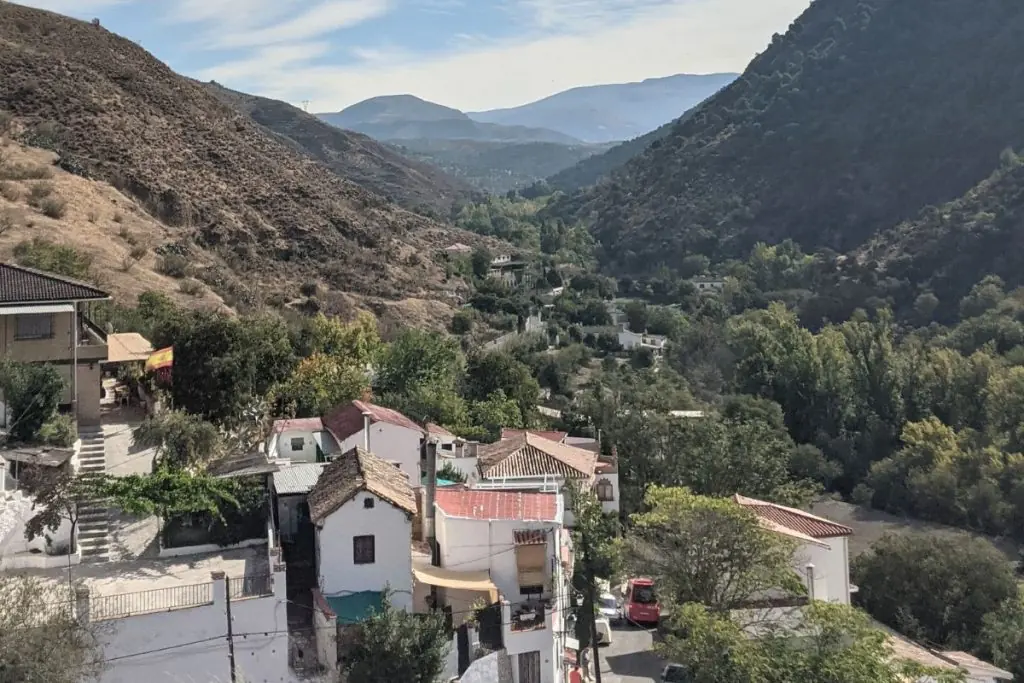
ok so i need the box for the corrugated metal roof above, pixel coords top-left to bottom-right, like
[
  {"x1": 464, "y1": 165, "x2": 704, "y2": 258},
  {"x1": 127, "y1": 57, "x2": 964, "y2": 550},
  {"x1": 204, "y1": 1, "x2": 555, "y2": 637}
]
[{"x1": 273, "y1": 463, "x2": 326, "y2": 495}]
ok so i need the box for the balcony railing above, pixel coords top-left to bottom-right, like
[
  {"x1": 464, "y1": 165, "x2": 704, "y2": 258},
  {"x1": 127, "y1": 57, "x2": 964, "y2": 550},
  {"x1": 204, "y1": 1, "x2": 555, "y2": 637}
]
[
  {"x1": 90, "y1": 581, "x2": 213, "y2": 621},
  {"x1": 229, "y1": 574, "x2": 274, "y2": 600},
  {"x1": 79, "y1": 315, "x2": 107, "y2": 346},
  {"x1": 510, "y1": 600, "x2": 547, "y2": 632}
]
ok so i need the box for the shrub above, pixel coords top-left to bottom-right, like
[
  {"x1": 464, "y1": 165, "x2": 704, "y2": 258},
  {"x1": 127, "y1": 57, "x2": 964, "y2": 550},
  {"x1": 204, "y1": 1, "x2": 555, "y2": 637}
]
[
  {"x1": 27, "y1": 181, "x2": 54, "y2": 206},
  {"x1": 38, "y1": 414, "x2": 75, "y2": 447},
  {"x1": 299, "y1": 280, "x2": 320, "y2": 297},
  {"x1": 157, "y1": 254, "x2": 190, "y2": 278},
  {"x1": 178, "y1": 278, "x2": 205, "y2": 297},
  {"x1": 13, "y1": 238, "x2": 92, "y2": 279},
  {"x1": 39, "y1": 196, "x2": 67, "y2": 219},
  {"x1": 129, "y1": 245, "x2": 147, "y2": 260},
  {"x1": 0, "y1": 209, "x2": 16, "y2": 235},
  {"x1": 0, "y1": 180, "x2": 19, "y2": 202},
  {"x1": 450, "y1": 310, "x2": 474, "y2": 335},
  {"x1": 0, "y1": 163, "x2": 52, "y2": 181},
  {"x1": 86, "y1": 209, "x2": 98, "y2": 223}
]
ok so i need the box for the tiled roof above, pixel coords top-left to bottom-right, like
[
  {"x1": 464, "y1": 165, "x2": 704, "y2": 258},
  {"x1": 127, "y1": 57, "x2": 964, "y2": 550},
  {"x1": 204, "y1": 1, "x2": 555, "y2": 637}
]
[
  {"x1": 733, "y1": 494, "x2": 853, "y2": 539},
  {"x1": 426, "y1": 422, "x2": 456, "y2": 438},
  {"x1": 0, "y1": 262, "x2": 109, "y2": 304},
  {"x1": 501, "y1": 428, "x2": 567, "y2": 443},
  {"x1": 939, "y1": 651, "x2": 1013, "y2": 680},
  {"x1": 564, "y1": 436, "x2": 599, "y2": 452},
  {"x1": 308, "y1": 446, "x2": 417, "y2": 521},
  {"x1": 434, "y1": 488, "x2": 559, "y2": 521},
  {"x1": 273, "y1": 463, "x2": 327, "y2": 495},
  {"x1": 322, "y1": 400, "x2": 425, "y2": 442},
  {"x1": 271, "y1": 417, "x2": 324, "y2": 434},
  {"x1": 479, "y1": 433, "x2": 597, "y2": 480},
  {"x1": 513, "y1": 530, "x2": 548, "y2": 545}
]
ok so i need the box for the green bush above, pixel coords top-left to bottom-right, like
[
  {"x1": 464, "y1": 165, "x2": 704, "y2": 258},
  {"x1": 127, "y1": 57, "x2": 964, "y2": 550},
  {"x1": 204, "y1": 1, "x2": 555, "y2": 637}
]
[
  {"x1": 0, "y1": 360, "x2": 63, "y2": 443},
  {"x1": 13, "y1": 237, "x2": 92, "y2": 280},
  {"x1": 450, "y1": 310, "x2": 474, "y2": 335},
  {"x1": 157, "y1": 254, "x2": 190, "y2": 278},
  {"x1": 39, "y1": 414, "x2": 75, "y2": 447}
]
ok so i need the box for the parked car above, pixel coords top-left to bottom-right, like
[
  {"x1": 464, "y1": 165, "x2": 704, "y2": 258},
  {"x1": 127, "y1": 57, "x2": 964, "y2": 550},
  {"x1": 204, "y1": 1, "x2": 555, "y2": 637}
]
[
  {"x1": 661, "y1": 663, "x2": 688, "y2": 682},
  {"x1": 594, "y1": 615, "x2": 613, "y2": 646},
  {"x1": 623, "y1": 577, "x2": 660, "y2": 626},
  {"x1": 598, "y1": 592, "x2": 621, "y2": 624}
]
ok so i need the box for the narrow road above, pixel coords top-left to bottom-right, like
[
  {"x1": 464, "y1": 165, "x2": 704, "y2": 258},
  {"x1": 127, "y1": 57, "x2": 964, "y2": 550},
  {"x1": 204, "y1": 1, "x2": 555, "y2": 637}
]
[{"x1": 597, "y1": 624, "x2": 664, "y2": 683}]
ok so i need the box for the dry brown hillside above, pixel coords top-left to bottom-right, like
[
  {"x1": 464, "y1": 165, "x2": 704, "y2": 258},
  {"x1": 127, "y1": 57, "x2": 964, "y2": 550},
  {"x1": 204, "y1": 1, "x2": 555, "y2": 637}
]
[
  {"x1": 203, "y1": 82, "x2": 483, "y2": 220},
  {"x1": 0, "y1": 3, "x2": 489, "y2": 315}
]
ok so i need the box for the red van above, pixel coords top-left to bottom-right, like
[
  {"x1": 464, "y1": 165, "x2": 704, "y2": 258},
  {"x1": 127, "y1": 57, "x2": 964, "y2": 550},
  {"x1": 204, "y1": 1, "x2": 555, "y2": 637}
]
[{"x1": 623, "y1": 578, "x2": 660, "y2": 626}]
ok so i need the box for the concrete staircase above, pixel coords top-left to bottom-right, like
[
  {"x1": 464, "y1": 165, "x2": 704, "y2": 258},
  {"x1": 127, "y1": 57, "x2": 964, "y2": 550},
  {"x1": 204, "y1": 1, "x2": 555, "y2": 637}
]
[{"x1": 76, "y1": 426, "x2": 110, "y2": 563}]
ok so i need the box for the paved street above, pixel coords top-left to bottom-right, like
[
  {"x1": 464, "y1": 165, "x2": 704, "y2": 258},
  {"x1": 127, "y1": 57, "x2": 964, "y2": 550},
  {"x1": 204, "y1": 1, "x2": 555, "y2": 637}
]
[{"x1": 597, "y1": 624, "x2": 664, "y2": 683}]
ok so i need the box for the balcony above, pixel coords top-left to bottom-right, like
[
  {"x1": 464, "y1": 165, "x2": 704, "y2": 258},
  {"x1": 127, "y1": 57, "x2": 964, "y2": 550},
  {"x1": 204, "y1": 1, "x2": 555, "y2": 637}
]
[{"x1": 509, "y1": 599, "x2": 548, "y2": 632}]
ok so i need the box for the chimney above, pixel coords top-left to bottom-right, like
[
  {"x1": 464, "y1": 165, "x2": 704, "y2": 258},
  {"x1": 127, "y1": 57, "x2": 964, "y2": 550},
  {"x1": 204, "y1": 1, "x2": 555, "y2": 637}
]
[
  {"x1": 805, "y1": 564, "x2": 815, "y2": 601},
  {"x1": 425, "y1": 439, "x2": 439, "y2": 566},
  {"x1": 362, "y1": 410, "x2": 372, "y2": 451},
  {"x1": 467, "y1": 442, "x2": 479, "y2": 458}
]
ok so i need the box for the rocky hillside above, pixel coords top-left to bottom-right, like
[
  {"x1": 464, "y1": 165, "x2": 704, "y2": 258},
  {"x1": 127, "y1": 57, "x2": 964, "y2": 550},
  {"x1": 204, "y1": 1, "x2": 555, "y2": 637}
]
[
  {"x1": 552, "y1": 0, "x2": 1024, "y2": 275},
  {"x1": 203, "y1": 83, "x2": 481, "y2": 219},
  {"x1": 0, "y1": 3, "x2": 482, "y2": 312}
]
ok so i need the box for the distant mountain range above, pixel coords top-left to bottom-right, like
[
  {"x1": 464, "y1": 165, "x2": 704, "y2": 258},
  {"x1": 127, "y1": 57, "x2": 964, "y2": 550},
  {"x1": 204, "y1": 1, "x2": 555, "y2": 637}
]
[
  {"x1": 317, "y1": 75, "x2": 735, "y2": 193},
  {"x1": 469, "y1": 73, "x2": 738, "y2": 144},
  {"x1": 317, "y1": 95, "x2": 580, "y2": 145}
]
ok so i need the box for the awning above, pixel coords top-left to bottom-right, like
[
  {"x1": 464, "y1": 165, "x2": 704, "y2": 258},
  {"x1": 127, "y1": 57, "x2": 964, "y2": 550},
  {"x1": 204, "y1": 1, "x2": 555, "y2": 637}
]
[
  {"x1": 412, "y1": 564, "x2": 499, "y2": 602},
  {"x1": 104, "y1": 332, "x2": 154, "y2": 363},
  {"x1": 0, "y1": 303, "x2": 74, "y2": 315}
]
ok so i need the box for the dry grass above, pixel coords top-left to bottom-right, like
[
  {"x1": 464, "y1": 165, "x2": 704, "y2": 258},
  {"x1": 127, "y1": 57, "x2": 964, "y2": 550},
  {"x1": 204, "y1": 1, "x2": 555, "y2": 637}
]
[{"x1": 0, "y1": 142, "x2": 225, "y2": 308}]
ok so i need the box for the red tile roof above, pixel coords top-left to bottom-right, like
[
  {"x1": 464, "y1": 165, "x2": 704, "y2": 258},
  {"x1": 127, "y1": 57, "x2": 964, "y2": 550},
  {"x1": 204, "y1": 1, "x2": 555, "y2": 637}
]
[
  {"x1": 434, "y1": 489, "x2": 559, "y2": 522},
  {"x1": 426, "y1": 422, "x2": 456, "y2": 438},
  {"x1": 271, "y1": 417, "x2": 324, "y2": 434},
  {"x1": 733, "y1": 494, "x2": 853, "y2": 539},
  {"x1": 322, "y1": 400, "x2": 425, "y2": 441},
  {"x1": 479, "y1": 433, "x2": 597, "y2": 480},
  {"x1": 501, "y1": 428, "x2": 567, "y2": 443}
]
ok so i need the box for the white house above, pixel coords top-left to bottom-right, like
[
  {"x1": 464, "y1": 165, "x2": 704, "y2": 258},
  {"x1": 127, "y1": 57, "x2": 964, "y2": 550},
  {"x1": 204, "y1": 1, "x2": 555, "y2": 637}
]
[
  {"x1": 265, "y1": 417, "x2": 340, "y2": 463},
  {"x1": 691, "y1": 277, "x2": 725, "y2": 294},
  {"x1": 434, "y1": 487, "x2": 572, "y2": 683},
  {"x1": 322, "y1": 400, "x2": 425, "y2": 486},
  {"x1": 617, "y1": 325, "x2": 668, "y2": 355},
  {"x1": 733, "y1": 494, "x2": 854, "y2": 605},
  {"x1": 308, "y1": 446, "x2": 418, "y2": 618}
]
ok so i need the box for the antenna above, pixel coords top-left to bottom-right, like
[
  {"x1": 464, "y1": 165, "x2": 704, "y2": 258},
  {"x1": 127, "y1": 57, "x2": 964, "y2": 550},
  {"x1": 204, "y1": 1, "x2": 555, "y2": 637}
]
[{"x1": 301, "y1": 100, "x2": 311, "y2": 112}]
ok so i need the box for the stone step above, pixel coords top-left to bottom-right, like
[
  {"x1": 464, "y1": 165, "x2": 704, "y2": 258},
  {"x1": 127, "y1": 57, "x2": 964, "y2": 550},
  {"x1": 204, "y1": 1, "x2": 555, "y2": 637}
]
[
  {"x1": 78, "y1": 529, "x2": 109, "y2": 539},
  {"x1": 79, "y1": 539, "x2": 109, "y2": 551}
]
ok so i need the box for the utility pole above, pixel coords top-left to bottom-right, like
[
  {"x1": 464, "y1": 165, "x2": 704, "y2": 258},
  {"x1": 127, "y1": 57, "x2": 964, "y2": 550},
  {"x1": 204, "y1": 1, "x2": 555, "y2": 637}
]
[
  {"x1": 581, "y1": 532, "x2": 603, "y2": 683},
  {"x1": 225, "y1": 575, "x2": 237, "y2": 683}
]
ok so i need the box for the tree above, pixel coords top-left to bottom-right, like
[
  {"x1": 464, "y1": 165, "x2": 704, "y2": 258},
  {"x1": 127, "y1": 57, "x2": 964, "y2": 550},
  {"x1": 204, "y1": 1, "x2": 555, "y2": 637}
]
[
  {"x1": 19, "y1": 467, "x2": 105, "y2": 554},
  {"x1": 0, "y1": 359, "x2": 63, "y2": 443},
  {"x1": 436, "y1": 461, "x2": 467, "y2": 483},
  {"x1": 980, "y1": 596, "x2": 1024, "y2": 681},
  {"x1": 470, "y1": 390, "x2": 523, "y2": 442},
  {"x1": 623, "y1": 300, "x2": 649, "y2": 332},
  {"x1": 132, "y1": 410, "x2": 223, "y2": 471},
  {"x1": 0, "y1": 575, "x2": 104, "y2": 683},
  {"x1": 464, "y1": 350, "x2": 540, "y2": 421},
  {"x1": 627, "y1": 487, "x2": 804, "y2": 613},
  {"x1": 99, "y1": 469, "x2": 241, "y2": 521},
  {"x1": 470, "y1": 247, "x2": 492, "y2": 279},
  {"x1": 297, "y1": 311, "x2": 382, "y2": 366},
  {"x1": 852, "y1": 533, "x2": 1018, "y2": 651},
  {"x1": 340, "y1": 590, "x2": 450, "y2": 683},
  {"x1": 374, "y1": 329, "x2": 463, "y2": 398},
  {"x1": 272, "y1": 353, "x2": 368, "y2": 418},
  {"x1": 659, "y1": 602, "x2": 964, "y2": 683}
]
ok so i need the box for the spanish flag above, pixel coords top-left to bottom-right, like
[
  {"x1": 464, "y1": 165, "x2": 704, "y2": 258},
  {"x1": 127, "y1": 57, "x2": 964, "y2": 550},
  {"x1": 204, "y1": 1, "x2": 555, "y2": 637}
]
[{"x1": 145, "y1": 346, "x2": 173, "y2": 372}]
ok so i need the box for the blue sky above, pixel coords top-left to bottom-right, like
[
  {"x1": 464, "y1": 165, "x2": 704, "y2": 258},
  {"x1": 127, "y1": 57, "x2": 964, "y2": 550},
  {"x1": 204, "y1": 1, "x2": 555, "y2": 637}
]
[{"x1": 16, "y1": 0, "x2": 811, "y2": 112}]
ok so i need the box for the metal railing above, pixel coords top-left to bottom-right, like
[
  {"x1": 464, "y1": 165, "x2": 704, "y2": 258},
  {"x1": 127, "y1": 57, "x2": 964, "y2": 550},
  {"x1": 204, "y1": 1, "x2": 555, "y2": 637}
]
[
  {"x1": 90, "y1": 581, "x2": 213, "y2": 621},
  {"x1": 228, "y1": 574, "x2": 273, "y2": 600}
]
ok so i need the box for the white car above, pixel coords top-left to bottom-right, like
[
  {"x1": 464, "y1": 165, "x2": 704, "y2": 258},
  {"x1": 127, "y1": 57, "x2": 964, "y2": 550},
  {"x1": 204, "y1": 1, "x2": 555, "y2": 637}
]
[{"x1": 598, "y1": 592, "x2": 621, "y2": 624}]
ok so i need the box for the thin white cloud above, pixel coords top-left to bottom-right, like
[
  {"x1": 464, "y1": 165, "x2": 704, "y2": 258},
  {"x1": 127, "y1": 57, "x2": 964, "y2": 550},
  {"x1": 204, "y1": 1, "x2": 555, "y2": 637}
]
[
  {"x1": 214, "y1": 0, "x2": 392, "y2": 49},
  {"x1": 199, "y1": 0, "x2": 811, "y2": 112}
]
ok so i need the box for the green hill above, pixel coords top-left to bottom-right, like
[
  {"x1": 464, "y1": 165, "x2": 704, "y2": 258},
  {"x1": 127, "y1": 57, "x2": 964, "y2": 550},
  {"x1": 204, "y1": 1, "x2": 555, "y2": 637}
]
[{"x1": 550, "y1": 0, "x2": 1024, "y2": 275}]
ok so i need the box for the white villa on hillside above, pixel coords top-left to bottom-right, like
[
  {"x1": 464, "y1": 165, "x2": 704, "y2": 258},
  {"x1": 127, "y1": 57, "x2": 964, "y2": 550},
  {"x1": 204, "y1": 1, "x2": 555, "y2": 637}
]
[{"x1": 617, "y1": 324, "x2": 668, "y2": 355}]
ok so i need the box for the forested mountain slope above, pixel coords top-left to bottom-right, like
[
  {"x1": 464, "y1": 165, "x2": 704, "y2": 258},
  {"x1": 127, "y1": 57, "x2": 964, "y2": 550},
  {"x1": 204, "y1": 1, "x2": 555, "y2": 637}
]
[
  {"x1": 0, "y1": 3, "x2": 477, "y2": 309},
  {"x1": 552, "y1": 0, "x2": 1024, "y2": 274}
]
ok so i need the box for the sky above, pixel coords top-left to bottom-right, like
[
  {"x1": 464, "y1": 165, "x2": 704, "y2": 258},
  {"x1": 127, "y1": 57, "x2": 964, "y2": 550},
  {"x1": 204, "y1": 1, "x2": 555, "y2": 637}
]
[{"x1": 15, "y1": 0, "x2": 811, "y2": 113}]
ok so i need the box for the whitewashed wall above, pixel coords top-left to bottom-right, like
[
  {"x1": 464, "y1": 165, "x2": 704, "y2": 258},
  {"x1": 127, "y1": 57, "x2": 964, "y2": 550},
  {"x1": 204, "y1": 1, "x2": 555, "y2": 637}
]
[
  {"x1": 317, "y1": 492, "x2": 413, "y2": 611},
  {"x1": 336, "y1": 422, "x2": 421, "y2": 486},
  {"x1": 96, "y1": 571, "x2": 290, "y2": 683},
  {"x1": 792, "y1": 536, "x2": 850, "y2": 604}
]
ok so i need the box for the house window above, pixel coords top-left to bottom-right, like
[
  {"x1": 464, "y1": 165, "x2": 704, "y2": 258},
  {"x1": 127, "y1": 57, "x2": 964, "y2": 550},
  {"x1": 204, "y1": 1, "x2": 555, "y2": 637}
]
[
  {"x1": 363, "y1": 497, "x2": 375, "y2": 509},
  {"x1": 15, "y1": 314, "x2": 53, "y2": 340},
  {"x1": 290, "y1": 437, "x2": 305, "y2": 451},
  {"x1": 353, "y1": 535, "x2": 375, "y2": 564},
  {"x1": 595, "y1": 478, "x2": 614, "y2": 502},
  {"x1": 514, "y1": 530, "x2": 547, "y2": 594}
]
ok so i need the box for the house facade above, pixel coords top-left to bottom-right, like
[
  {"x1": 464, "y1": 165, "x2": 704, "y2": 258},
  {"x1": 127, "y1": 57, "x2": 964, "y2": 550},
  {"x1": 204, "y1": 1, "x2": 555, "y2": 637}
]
[
  {"x1": 266, "y1": 417, "x2": 340, "y2": 463},
  {"x1": 616, "y1": 325, "x2": 668, "y2": 355},
  {"x1": 0, "y1": 263, "x2": 111, "y2": 425},
  {"x1": 323, "y1": 400, "x2": 425, "y2": 486},
  {"x1": 308, "y1": 446, "x2": 417, "y2": 617},
  {"x1": 733, "y1": 494, "x2": 854, "y2": 605},
  {"x1": 434, "y1": 487, "x2": 572, "y2": 683}
]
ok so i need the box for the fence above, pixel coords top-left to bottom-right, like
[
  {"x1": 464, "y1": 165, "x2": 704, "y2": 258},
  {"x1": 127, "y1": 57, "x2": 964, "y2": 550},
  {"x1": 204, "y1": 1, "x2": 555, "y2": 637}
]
[
  {"x1": 90, "y1": 581, "x2": 213, "y2": 621},
  {"x1": 228, "y1": 574, "x2": 274, "y2": 600}
]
